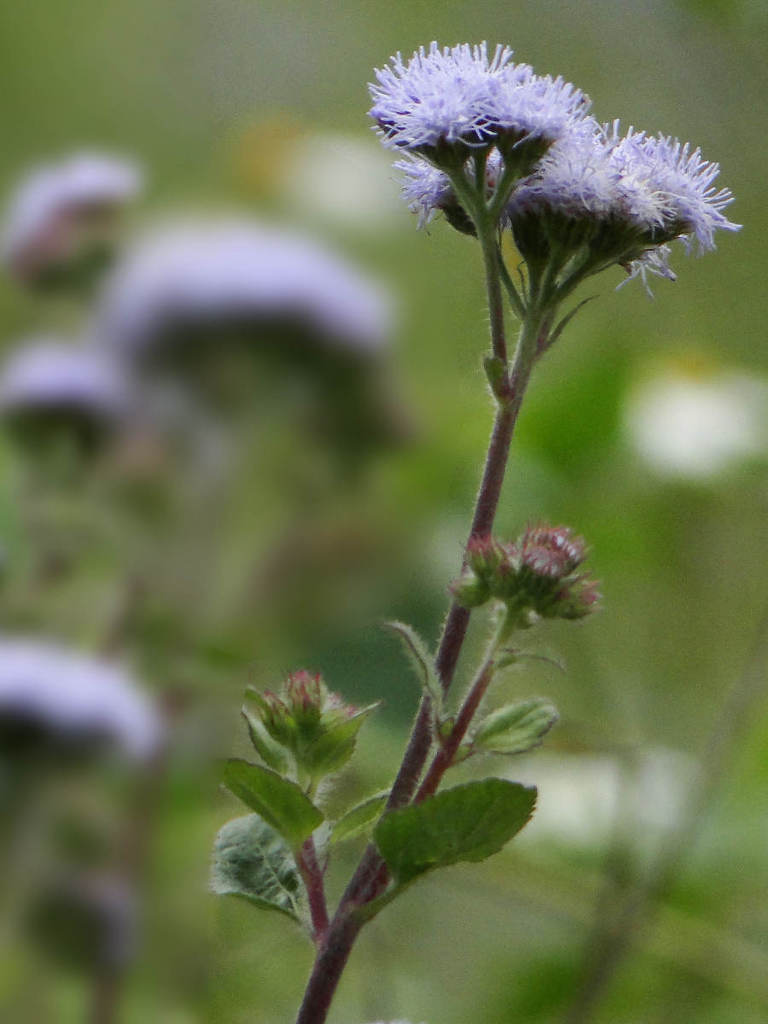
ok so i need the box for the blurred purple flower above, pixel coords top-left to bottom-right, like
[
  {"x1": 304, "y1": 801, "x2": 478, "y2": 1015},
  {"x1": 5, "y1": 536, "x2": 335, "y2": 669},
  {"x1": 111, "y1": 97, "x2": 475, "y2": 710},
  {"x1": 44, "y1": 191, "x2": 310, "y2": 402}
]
[
  {"x1": 0, "y1": 339, "x2": 131, "y2": 439},
  {"x1": 1, "y1": 152, "x2": 142, "y2": 285},
  {"x1": 96, "y1": 219, "x2": 392, "y2": 360},
  {"x1": 0, "y1": 638, "x2": 161, "y2": 760}
]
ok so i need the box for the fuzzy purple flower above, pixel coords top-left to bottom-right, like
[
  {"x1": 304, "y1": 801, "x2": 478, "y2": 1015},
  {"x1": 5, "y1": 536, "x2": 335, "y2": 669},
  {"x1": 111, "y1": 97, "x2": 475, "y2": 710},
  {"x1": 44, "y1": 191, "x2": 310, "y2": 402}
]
[
  {"x1": 369, "y1": 42, "x2": 590, "y2": 161},
  {"x1": 369, "y1": 43, "x2": 518, "y2": 153},
  {"x1": 394, "y1": 155, "x2": 492, "y2": 234},
  {"x1": 609, "y1": 127, "x2": 739, "y2": 252},
  {"x1": 395, "y1": 157, "x2": 455, "y2": 228},
  {"x1": 506, "y1": 121, "x2": 739, "y2": 282}
]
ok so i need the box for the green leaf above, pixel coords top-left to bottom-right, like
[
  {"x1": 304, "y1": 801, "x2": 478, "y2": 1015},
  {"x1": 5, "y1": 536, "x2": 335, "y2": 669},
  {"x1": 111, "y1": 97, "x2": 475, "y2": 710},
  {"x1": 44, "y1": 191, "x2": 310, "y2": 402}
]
[
  {"x1": 241, "y1": 709, "x2": 290, "y2": 774},
  {"x1": 302, "y1": 702, "x2": 379, "y2": 779},
  {"x1": 384, "y1": 620, "x2": 443, "y2": 718},
  {"x1": 374, "y1": 779, "x2": 536, "y2": 885},
  {"x1": 222, "y1": 760, "x2": 323, "y2": 849},
  {"x1": 210, "y1": 814, "x2": 306, "y2": 922},
  {"x1": 473, "y1": 698, "x2": 559, "y2": 755},
  {"x1": 330, "y1": 793, "x2": 388, "y2": 845}
]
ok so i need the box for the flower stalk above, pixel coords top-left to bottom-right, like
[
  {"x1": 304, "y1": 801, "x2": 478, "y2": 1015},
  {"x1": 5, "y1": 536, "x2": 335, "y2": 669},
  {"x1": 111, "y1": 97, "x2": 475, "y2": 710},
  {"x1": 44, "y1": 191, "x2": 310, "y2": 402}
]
[
  {"x1": 294, "y1": 229, "x2": 549, "y2": 1024},
  {"x1": 211, "y1": 38, "x2": 738, "y2": 1024}
]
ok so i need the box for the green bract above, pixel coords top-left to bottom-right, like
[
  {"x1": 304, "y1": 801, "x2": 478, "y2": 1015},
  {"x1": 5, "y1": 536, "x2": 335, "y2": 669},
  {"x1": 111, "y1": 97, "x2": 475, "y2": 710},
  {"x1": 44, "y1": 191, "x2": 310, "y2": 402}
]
[{"x1": 244, "y1": 671, "x2": 378, "y2": 783}]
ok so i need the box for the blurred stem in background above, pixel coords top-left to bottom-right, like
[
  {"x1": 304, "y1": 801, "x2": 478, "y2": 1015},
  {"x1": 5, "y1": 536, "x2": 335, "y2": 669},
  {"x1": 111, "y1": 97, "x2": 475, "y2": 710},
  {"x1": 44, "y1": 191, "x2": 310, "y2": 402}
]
[{"x1": 565, "y1": 597, "x2": 768, "y2": 1023}]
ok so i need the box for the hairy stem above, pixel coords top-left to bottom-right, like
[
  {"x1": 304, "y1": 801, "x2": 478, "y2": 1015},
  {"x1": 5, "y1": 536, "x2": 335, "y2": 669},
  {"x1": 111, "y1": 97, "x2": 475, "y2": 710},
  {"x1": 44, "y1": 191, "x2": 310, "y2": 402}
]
[
  {"x1": 297, "y1": 837, "x2": 329, "y2": 944},
  {"x1": 415, "y1": 655, "x2": 496, "y2": 802},
  {"x1": 294, "y1": 246, "x2": 546, "y2": 1024}
]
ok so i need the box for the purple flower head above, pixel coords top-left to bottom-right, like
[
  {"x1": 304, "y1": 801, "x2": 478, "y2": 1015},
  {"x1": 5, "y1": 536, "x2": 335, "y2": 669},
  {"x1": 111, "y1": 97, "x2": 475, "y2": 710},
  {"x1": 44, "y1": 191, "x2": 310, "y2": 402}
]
[
  {"x1": 0, "y1": 637, "x2": 161, "y2": 760},
  {"x1": 505, "y1": 120, "x2": 739, "y2": 283},
  {"x1": 394, "y1": 157, "x2": 455, "y2": 228},
  {"x1": 488, "y1": 66, "x2": 591, "y2": 154},
  {"x1": 97, "y1": 219, "x2": 391, "y2": 362},
  {"x1": 394, "y1": 154, "x2": 504, "y2": 234},
  {"x1": 507, "y1": 124, "x2": 621, "y2": 223},
  {"x1": 609, "y1": 127, "x2": 739, "y2": 252},
  {"x1": 369, "y1": 42, "x2": 517, "y2": 155},
  {"x1": 369, "y1": 42, "x2": 590, "y2": 164},
  {"x1": 1, "y1": 152, "x2": 142, "y2": 286},
  {"x1": 0, "y1": 338, "x2": 132, "y2": 447}
]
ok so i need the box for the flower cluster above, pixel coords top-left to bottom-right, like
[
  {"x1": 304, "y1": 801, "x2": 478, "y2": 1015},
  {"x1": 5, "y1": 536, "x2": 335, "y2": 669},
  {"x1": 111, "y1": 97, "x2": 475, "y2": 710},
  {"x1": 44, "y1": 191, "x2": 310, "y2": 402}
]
[
  {"x1": 371, "y1": 42, "x2": 738, "y2": 285},
  {"x1": 452, "y1": 524, "x2": 600, "y2": 624},
  {"x1": 244, "y1": 670, "x2": 378, "y2": 782}
]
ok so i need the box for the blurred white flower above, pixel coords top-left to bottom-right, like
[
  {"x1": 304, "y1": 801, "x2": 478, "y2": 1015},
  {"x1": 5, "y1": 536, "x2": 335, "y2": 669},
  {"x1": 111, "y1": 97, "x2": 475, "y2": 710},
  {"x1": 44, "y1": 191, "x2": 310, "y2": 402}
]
[
  {"x1": 0, "y1": 338, "x2": 132, "y2": 430},
  {"x1": 279, "y1": 133, "x2": 402, "y2": 229},
  {"x1": 624, "y1": 367, "x2": 768, "y2": 478},
  {"x1": 0, "y1": 638, "x2": 161, "y2": 760},
  {"x1": 96, "y1": 218, "x2": 392, "y2": 360},
  {"x1": 512, "y1": 748, "x2": 695, "y2": 848},
  {"x1": 1, "y1": 152, "x2": 142, "y2": 284}
]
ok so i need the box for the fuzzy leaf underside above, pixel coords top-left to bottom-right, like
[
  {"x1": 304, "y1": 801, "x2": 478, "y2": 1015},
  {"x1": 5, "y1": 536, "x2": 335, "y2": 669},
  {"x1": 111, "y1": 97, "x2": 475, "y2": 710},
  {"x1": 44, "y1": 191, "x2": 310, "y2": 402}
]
[
  {"x1": 210, "y1": 814, "x2": 306, "y2": 922},
  {"x1": 374, "y1": 778, "x2": 536, "y2": 886}
]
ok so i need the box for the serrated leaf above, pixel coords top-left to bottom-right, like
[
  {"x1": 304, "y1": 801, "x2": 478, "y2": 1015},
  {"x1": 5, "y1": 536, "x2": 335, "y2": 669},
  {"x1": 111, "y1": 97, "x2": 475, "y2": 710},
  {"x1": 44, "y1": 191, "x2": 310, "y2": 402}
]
[
  {"x1": 241, "y1": 709, "x2": 290, "y2": 774},
  {"x1": 222, "y1": 760, "x2": 323, "y2": 850},
  {"x1": 374, "y1": 779, "x2": 536, "y2": 885},
  {"x1": 330, "y1": 793, "x2": 388, "y2": 845},
  {"x1": 210, "y1": 814, "x2": 305, "y2": 922},
  {"x1": 473, "y1": 698, "x2": 559, "y2": 755},
  {"x1": 384, "y1": 620, "x2": 443, "y2": 717}
]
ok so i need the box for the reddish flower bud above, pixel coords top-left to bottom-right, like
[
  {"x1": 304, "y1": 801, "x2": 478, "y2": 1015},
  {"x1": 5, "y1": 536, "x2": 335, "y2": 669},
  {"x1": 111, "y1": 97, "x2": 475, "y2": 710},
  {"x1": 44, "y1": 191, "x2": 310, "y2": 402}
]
[
  {"x1": 244, "y1": 670, "x2": 377, "y2": 782},
  {"x1": 451, "y1": 522, "x2": 599, "y2": 623}
]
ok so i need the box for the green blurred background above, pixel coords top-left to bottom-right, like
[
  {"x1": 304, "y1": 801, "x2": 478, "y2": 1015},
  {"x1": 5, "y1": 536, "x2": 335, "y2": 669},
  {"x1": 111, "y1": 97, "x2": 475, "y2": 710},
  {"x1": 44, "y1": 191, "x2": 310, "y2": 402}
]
[{"x1": 0, "y1": 1, "x2": 766, "y2": 1022}]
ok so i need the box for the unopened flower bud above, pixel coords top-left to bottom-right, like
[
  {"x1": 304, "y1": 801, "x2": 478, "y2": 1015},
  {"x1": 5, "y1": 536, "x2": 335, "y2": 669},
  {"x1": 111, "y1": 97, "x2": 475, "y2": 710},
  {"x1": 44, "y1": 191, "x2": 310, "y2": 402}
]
[
  {"x1": 553, "y1": 575, "x2": 602, "y2": 620},
  {"x1": 466, "y1": 535, "x2": 506, "y2": 579},
  {"x1": 451, "y1": 522, "x2": 600, "y2": 624},
  {"x1": 245, "y1": 670, "x2": 377, "y2": 781},
  {"x1": 520, "y1": 523, "x2": 586, "y2": 575}
]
